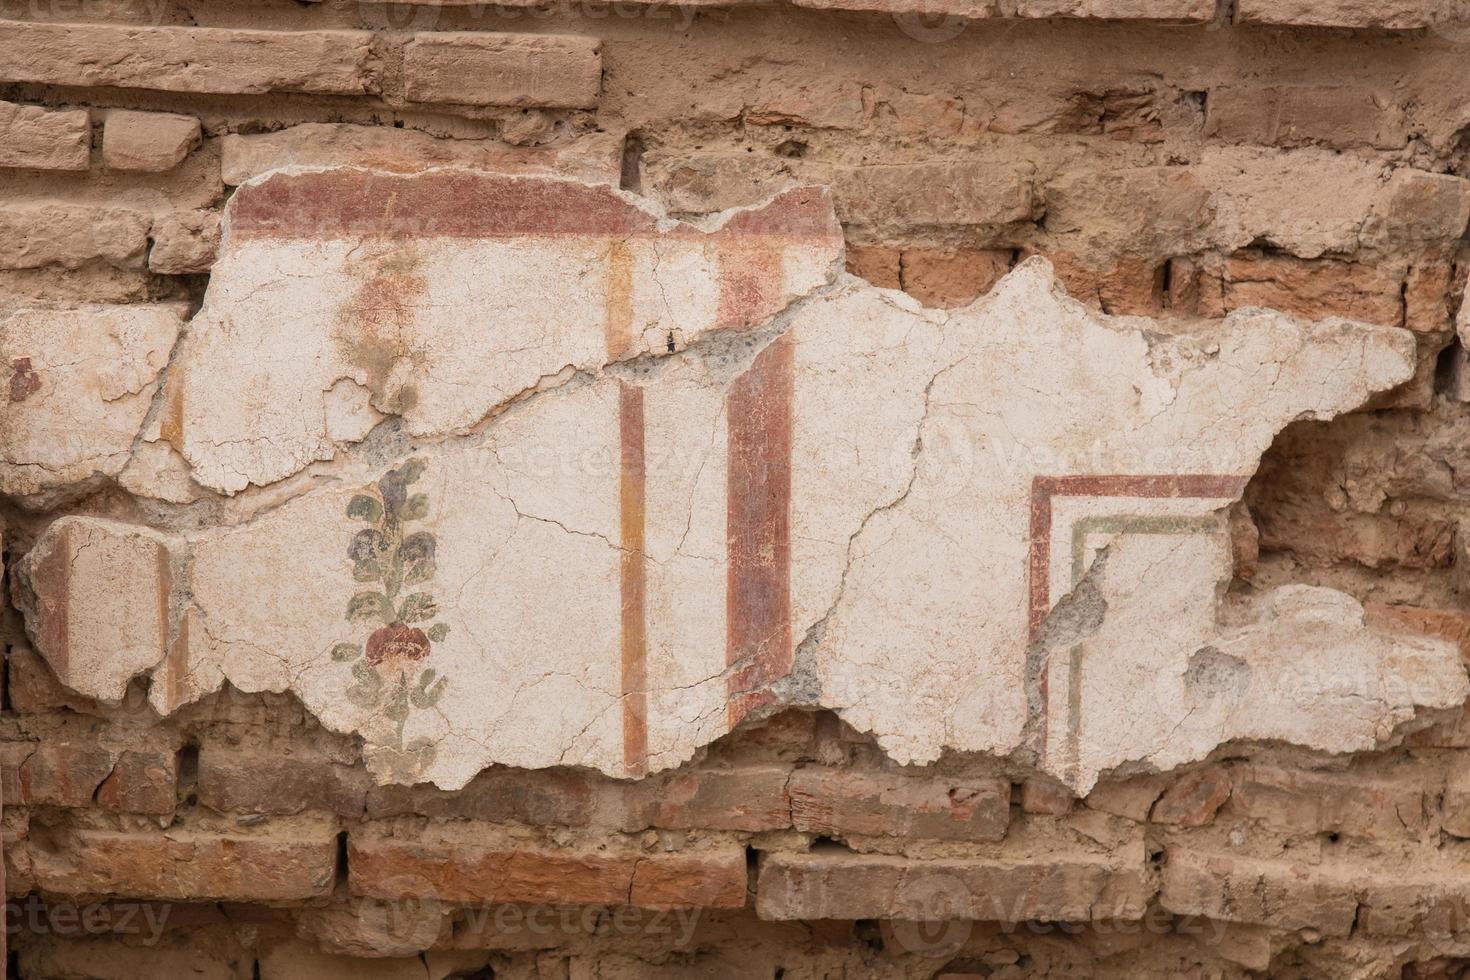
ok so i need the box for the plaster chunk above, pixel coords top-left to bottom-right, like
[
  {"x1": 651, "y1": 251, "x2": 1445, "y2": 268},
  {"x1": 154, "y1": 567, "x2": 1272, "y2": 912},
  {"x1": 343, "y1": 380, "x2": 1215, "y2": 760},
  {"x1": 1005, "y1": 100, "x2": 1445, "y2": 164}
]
[
  {"x1": 0, "y1": 305, "x2": 184, "y2": 498},
  {"x1": 16, "y1": 171, "x2": 1466, "y2": 790}
]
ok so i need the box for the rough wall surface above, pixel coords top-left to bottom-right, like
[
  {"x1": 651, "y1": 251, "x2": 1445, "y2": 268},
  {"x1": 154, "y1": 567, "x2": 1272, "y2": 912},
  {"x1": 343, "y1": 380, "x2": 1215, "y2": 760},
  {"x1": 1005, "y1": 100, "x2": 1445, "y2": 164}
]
[{"x1": 5, "y1": 2, "x2": 1470, "y2": 978}]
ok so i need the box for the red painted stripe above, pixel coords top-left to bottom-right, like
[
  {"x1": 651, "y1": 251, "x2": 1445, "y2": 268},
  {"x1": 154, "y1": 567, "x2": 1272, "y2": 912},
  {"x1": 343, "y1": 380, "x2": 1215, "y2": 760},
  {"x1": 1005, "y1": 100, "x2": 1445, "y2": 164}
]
[
  {"x1": 229, "y1": 170, "x2": 841, "y2": 245},
  {"x1": 725, "y1": 333, "x2": 795, "y2": 729},
  {"x1": 619, "y1": 382, "x2": 648, "y2": 776}
]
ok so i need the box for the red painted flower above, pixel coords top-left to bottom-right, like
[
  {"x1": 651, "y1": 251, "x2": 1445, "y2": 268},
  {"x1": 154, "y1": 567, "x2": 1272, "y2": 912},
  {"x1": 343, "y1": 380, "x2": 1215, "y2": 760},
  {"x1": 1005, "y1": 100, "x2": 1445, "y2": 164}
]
[{"x1": 366, "y1": 622, "x2": 431, "y2": 667}]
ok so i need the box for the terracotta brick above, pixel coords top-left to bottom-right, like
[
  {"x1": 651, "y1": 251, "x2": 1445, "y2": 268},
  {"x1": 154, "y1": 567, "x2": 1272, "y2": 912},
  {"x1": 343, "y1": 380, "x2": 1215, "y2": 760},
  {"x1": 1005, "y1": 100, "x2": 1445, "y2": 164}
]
[
  {"x1": 1020, "y1": 777, "x2": 1075, "y2": 815},
  {"x1": 1085, "y1": 774, "x2": 1167, "y2": 821},
  {"x1": 1150, "y1": 767, "x2": 1232, "y2": 827},
  {"x1": 198, "y1": 746, "x2": 369, "y2": 817},
  {"x1": 102, "y1": 110, "x2": 200, "y2": 172},
  {"x1": 0, "y1": 100, "x2": 90, "y2": 171},
  {"x1": 1226, "y1": 762, "x2": 1430, "y2": 839},
  {"x1": 403, "y1": 33, "x2": 602, "y2": 110},
  {"x1": 0, "y1": 22, "x2": 375, "y2": 95},
  {"x1": 788, "y1": 767, "x2": 1010, "y2": 841},
  {"x1": 0, "y1": 740, "x2": 113, "y2": 808},
  {"x1": 1357, "y1": 874, "x2": 1470, "y2": 937},
  {"x1": 349, "y1": 831, "x2": 746, "y2": 909},
  {"x1": 1046, "y1": 253, "x2": 1165, "y2": 315},
  {"x1": 1190, "y1": 252, "x2": 1403, "y2": 327},
  {"x1": 28, "y1": 827, "x2": 337, "y2": 901},
  {"x1": 1160, "y1": 848, "x2": 1358, "y2": 935},
  {"x1": 1438, "y1": 768, "x2": 1470, "y2": 838},
  {"x1": 757, "y1": 849, "x2": 1149, "y2": 922},
  {"x1": 900, "y1": 248, "x2": 1012, "y2": 308},
  {"x1": 638, "y1": 764, "x2": 793, "y2": 833},
  {"x1": 845, "y1": 245, "x2": 901, "y2": 289},
  {"x1": 6, "y1": 646, "x2": 103, "y2": 715},
  {"x1": 94, "y1": 749, "x2": 177, "y2": 815},
  {"x1": 1206, "y1": 85, "x2": 1406, "y2": 150},
  {"x1": 364, "y1": 768, "x2": 595, "y2": 826}
]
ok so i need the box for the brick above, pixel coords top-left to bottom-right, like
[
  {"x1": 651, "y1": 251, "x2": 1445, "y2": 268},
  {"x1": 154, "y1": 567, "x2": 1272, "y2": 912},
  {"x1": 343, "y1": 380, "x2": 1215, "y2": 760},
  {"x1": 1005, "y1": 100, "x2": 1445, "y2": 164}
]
[
  {"x1": 788, "y1": 767, "x2": 1010, "y2": 841},
  {"x1": 1046, "y1": 253, "x2": 1166, "y2": 315},
  {"x1": 1235, "y1": 0, "x2": 1452, "y2": 28},
  {"x1": 792, "y1": 0, "x2": 995, "y2": 15},
  {"x1": 350, "y1": 833, "x2": 746, "y2": 909},
  {"x1": 1363, "y1": 172, "x2": 1470, "y2": 250},
  {"x1": 5, "y1": 646, "x2": 102, "y2": 715},
  {"x1": 1084, "y1": 774, "x2": 1167, "y2": 821},
  {"x1": 900, "y1": 248, "x2": 1012, "y2": 308},
  {"x1": 365, "y1": 768, "x2": 595, "y2": 826},
  {"x1": 257, "y1": 943, "x2": 442, "y2": 980},
  {"x1": 94, "y1": 750, "x2": 177, "y2": 815},
  {"x1": 834, "y1": 161, "x2": 1038, "y2": 229},
  {"x1": 638, "y1": 764, "x2": 792, "y2": 833},
  {"x1": 744, "y1": 78, "x2": 866, "y2": 130},
  {"x1": 0, "y1": 203, "x2": 150, "y2": 270},
  {"x1": 0, "y1": 100, "x2": 89, "y2": 171},
  {"x1": 219, "y1": 124, "x2": 622, "y2": 186},
  {"x1": 0, "y1": 740, "x2": 112, "y2": 808},
  {"x1": 28, "y1": 827, "x2": 337, "y2": 901},
  {"x1": 102, "y1": 110, "x2": 200, "y2": 172},
  {"x1": 1206, "y1": 85, "x2": 1407, "y2": 150},
  {"x1": 1020, "y1": 777, "x2": 1074, "y2": 815},
  {"x1": 403, "y1": 33, "x2": 601, "y2": 110},
  {"x1": 198, "y1": 746, "x2": 370, "y2": 817},
  {"x1": 1016, "y1": 0, "x2": 1215, "y2": 19},
  {"x1": 0, "y1": 21, "x2": 375, "y2": 95},
  {"x1": 26, "y1": 940, "x2": 240, "y2": 980},
  {"x1": 1404, "y1": 259, "x2": 1458, "y2": 334},
  {"x1": 845, "y1": 245, "x2": 901, "y2": 289},
  {"x1": 150, "y1": 209, "x2": 221, "y2": 275},
  {"x1": 757, "y1": 849, "x2": 1149, "y2": 922},
  {"x1": 1189, "y1": 252, "x2": 1403, "y2": 327},
  {"x1": 1159, "y1": 848, "x2": 1357, "y2": 935},
  {"x1": 1357, "y1": 874, "x2": 1470, "y2": 937},
  {"x1": 1150, "y1": 767, "x2": 1232, "y2": 827},
  {"x1": 1227, "y1": 763, "x2": 1430, "y2": 839}
]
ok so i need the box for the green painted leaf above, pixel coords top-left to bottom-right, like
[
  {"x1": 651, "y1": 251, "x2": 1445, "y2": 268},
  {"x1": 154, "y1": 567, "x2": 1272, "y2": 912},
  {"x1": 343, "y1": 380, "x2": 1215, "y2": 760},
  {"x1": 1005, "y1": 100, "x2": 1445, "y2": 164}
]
[
  {"x1": 351, "y1": 659, "x2": 382, "y2": 686},
  {"x1": 345, "y1": 683, "x2": 379, "y2": 709},
  {"x1": 331, "y1": 642, "x2": 361, "y2": 662},
  {"x1": 411, "y1": 669, "x2": 448, "y2": 709},
  {"x1": 346, "y1": 494, "x2": 383, "y2": 523},
  {"x1": 348, "y1": 528, "x2": 388, "y2": 562},
  {"x1": 397, "y1": 592, "x2": 438, "y2": 623},
  {"x1": 353, "y1": 558, "x2": 384, "y2": 583},
  {"x1": 384, "y1": 681, "x2": 411, "y2": 721},
  {"x1": 398, "y1": 532, "x2": 436, "y2": 563},
  {"x1": 400, "y1": 459, "x2": 426, "y2": 484},
  {"x1": 404, "y1": 559, "x2": 436, "y2": 586},
  {"x1": 346, "y1": 591, "x2": 392, "y2": 624},
  {"x1": 426, "y1": 622, "x2": 449, "y2": 643},
  {"x1": 399, "y1": 494, "x2": 429, "y2": 522}
]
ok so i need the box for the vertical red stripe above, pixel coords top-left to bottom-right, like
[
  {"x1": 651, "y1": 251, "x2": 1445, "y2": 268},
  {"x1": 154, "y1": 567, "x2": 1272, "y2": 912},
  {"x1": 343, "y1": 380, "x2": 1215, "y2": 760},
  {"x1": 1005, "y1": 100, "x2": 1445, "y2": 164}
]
[
  {"x1": 725, "y1": 333, "x2": 795, "y2": 728},
  {"x1": 619, "y1": 382, "x2": 649, "y2": 775}
]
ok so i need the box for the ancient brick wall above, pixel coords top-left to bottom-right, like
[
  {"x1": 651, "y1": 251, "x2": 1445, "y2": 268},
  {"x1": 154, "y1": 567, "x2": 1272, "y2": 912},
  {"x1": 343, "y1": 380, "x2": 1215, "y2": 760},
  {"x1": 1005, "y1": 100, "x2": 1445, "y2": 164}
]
[{"x1": 5, "y1": 1, "x2": 1470, "y2": 978}]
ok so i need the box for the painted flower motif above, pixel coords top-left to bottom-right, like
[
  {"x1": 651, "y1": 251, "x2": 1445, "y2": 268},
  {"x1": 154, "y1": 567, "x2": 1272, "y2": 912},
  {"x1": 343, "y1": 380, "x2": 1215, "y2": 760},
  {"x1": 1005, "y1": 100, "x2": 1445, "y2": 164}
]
[
  {"x1": 330, "y1": 459, "x2": 450, "y2": 775},
  {"x1": 366, "y1": 622, "x2": 432, "y2": 667}
]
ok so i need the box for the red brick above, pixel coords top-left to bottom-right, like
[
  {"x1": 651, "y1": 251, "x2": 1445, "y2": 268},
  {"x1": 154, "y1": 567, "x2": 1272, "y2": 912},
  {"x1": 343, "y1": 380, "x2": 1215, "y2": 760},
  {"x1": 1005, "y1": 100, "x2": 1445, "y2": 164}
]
[
  {"x1": 1188, "y1": 252, "x2": 1403, "y2": 327},
  {"x1": 6, "y1": 646, "x2": 101, "y2": 715},
  {"x1": 94, "y1": 750, "x2": 177, "y2": 815},
  {"x1": 403, "y1": 33, "x2": 601, "y2": 110},
  {"x1": 1, "y1": 741, "x2": 112, "y2": 808},
  {"x1": 198, "y1": 746, "x2": 369, "y2": 817},
  {"x1": 0, "y1": 21, "x2": 375, "y2": 96},
  {"x1": 1226, "y1": 763, "x2": 1430, "y2": 839},
  {"x1": 1150, "y1": 767, "x2": 1232, "y2": 827},
  {"x1": 845, "y1": 245, "x2": 901, "y2": 289},
  {"x1": 1356, "y1": 874, "x2": 1470, "y2": 937},
  {"x1": 639, "y1": 764, "x2": 792, "y2": 833},
  {"x1": 1020, "y1": 777, "x2": 1074, "y2": 815},
  {"x1": 0, "y1": 100, "x2": 90, "y2": 171},
  {"x1": 27, "y1": 827, "x2": 337, "y2": 901},
  {"x1": 757, "y1": 849, "x2": 1149, "y2": 922},
  {"x1": 1047, "y1": 253, "x2": 1166, "y2": 315},
  {"x1": 349, "y1": 831, "x2": 746, "y2": 909},
  {"x1": 788, "y1": 767, "x2": 1009, "y2": 841},
  {"x1": 1159, "y1": 848, "x2": 1357, "y2": 935},
  {"x1": 1085, "y1": 774, "x2": 1167, "y2": 821},
  {"x1": 900, "y1": 248, "x2": 1012, "y2": 308}
]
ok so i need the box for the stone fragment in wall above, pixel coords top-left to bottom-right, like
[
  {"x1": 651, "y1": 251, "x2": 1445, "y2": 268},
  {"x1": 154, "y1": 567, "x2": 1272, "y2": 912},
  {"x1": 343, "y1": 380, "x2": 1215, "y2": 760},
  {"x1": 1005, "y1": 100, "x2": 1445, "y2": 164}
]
[
  {"x1": 162, "y1": 168, "x2": 843, "y2": 493},
  {"x1": 16, "y1": 171, "x2": 1467, "y2": 793},
  {"x1": 0, "y1": 305, "x2": 184, "y2": 498},
  {"x1": 101, "y1": 110, "x2": 200, "y2": 172}
]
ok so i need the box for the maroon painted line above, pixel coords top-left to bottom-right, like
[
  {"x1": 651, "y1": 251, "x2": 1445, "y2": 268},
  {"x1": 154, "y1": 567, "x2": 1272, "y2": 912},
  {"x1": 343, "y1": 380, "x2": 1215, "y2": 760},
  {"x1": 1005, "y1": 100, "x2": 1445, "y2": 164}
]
[
  {"x1": 725, "y1": 333, "x2": 795, "y2": 729},
  {"x1": 229, "y1": 170, "x2": 842, "y2": 244}
]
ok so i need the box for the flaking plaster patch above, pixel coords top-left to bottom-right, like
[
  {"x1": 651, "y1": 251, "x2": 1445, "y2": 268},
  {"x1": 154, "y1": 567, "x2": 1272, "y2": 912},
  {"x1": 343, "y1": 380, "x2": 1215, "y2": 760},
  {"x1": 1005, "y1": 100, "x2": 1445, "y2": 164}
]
[{"x1": 13, "y1": 170, "x2": 1467, "y2": 791}]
